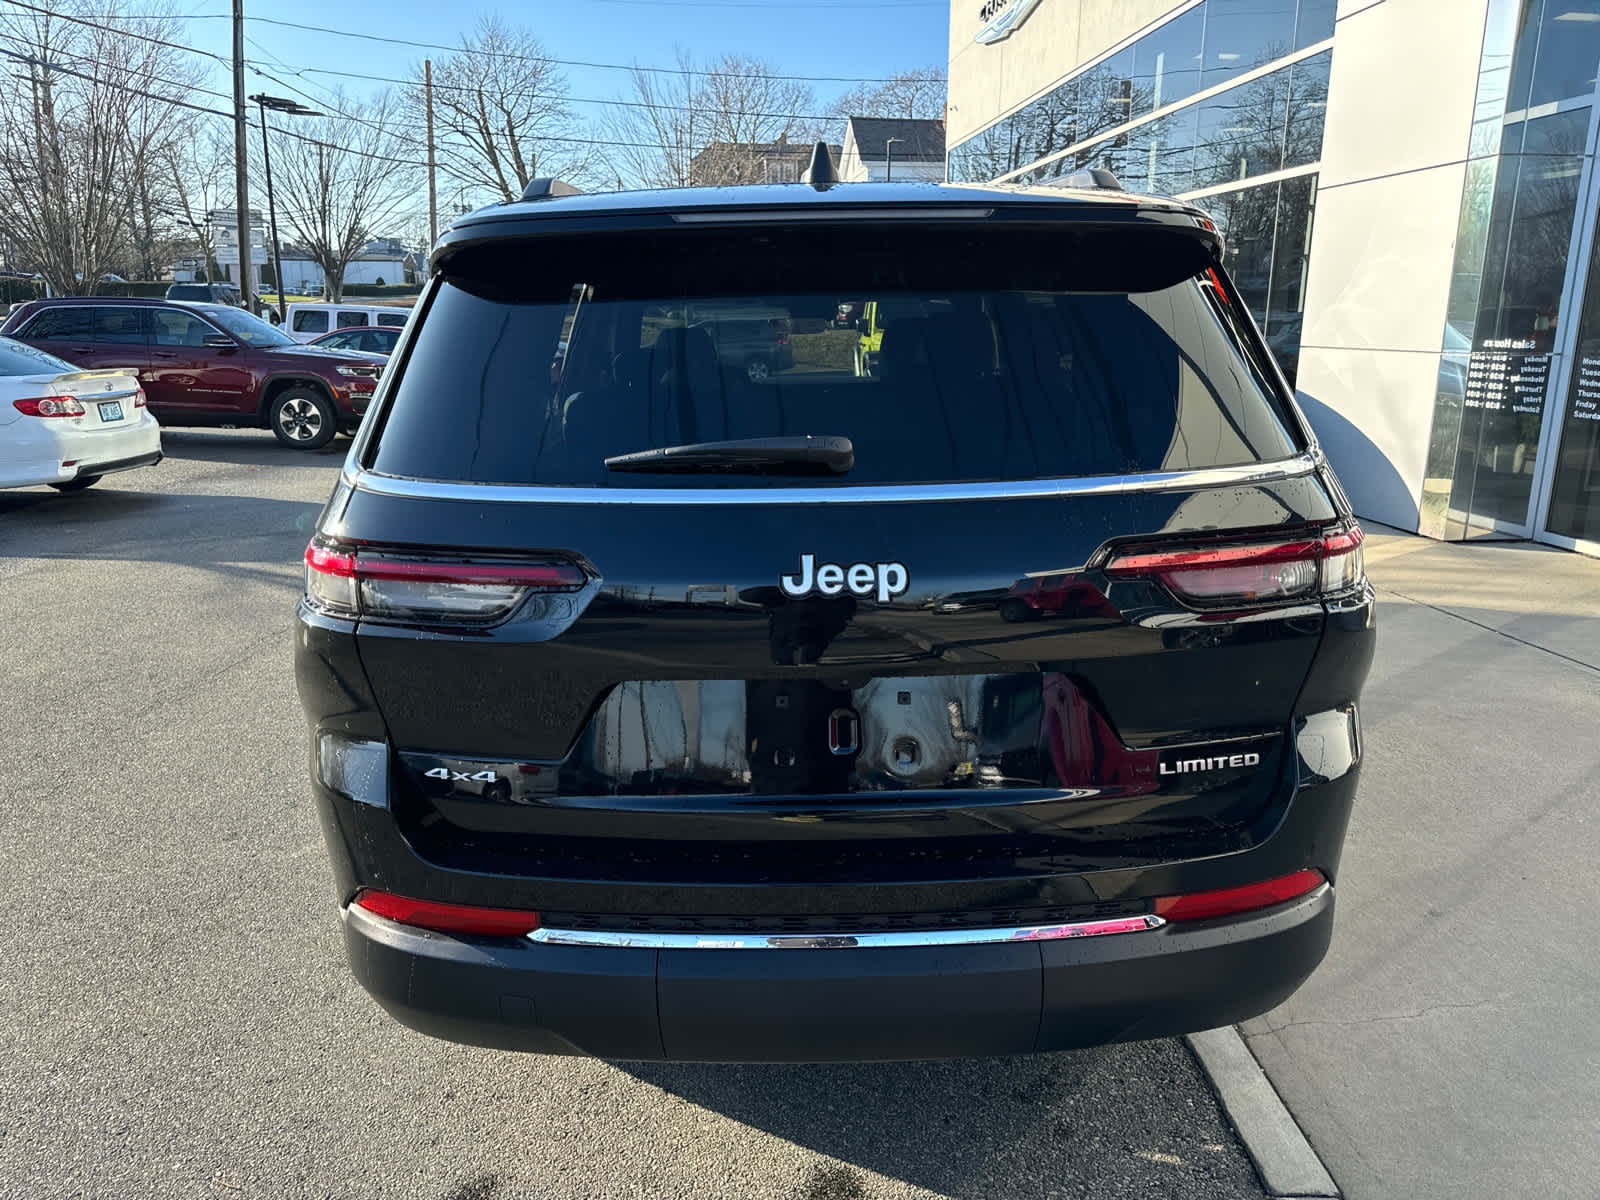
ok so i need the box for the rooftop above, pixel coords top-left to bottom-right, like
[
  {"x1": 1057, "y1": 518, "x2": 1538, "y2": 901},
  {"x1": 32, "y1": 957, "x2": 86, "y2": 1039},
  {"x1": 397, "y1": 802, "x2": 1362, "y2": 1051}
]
[{"x1": 845, "y1": 117, "x2": 947, "y2": 162}]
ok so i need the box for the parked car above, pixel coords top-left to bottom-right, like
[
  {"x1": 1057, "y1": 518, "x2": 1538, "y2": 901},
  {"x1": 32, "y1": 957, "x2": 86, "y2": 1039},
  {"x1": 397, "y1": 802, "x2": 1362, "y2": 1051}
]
[
  {"x1": 165, "y1": 281, "x2": 242, "y2": 307},
  {"x1": 691, "y1": 316, "x2": 794, "y2": 381},
  {"x1": 284, "y1": 302, "x2": 411, "y2": 343},
  {"x1": 297, "y1": 165, "x2": 1374, "y2": 1063},
  {"x1": 0, "y1": 336, "x2": 160, "y2": 491},
  {"x1": 0, "y1": 298, "x2": 385, "y2": 449},
  {"x1": 308, "y1": 326, "x2": 401, "y2": 356}
]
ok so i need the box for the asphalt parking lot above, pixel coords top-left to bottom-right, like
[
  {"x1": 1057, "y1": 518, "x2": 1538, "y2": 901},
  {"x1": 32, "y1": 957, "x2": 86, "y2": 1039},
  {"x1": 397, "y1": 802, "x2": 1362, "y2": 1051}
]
[{"x1": 0, "y1": 431, "x2": 1269, "y2": 1200}]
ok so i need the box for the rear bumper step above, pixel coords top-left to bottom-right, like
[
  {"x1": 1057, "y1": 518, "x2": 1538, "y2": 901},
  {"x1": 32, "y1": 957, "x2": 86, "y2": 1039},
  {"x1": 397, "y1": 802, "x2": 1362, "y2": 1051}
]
[{"x1": 341, "y1": 885, "x2": 1332, "y2": 1062}]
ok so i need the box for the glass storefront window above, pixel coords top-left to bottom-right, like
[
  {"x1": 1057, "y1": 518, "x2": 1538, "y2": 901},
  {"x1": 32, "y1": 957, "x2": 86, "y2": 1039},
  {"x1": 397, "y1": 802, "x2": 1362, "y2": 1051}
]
[
  {"x1": 1507, "y1": 0, "x2": 1600, "y2": 112},
  {"x1": 1547, "y1": 156, "x2": 1600, "y2": 541},
  {"x1": 1483, "y1": 142, "x2": 1585, "y2": 348},
  {"x1": 1197, "y1": 175, "x2": 1319, "y2": 385},
  {"x1": 1193, "y1": 71, "x2": 1287, "y2": 191},
  {"x1": 1200, "y1": 0, "x2": 1298, "y2": 88},
  {"x1": 1284, "y1": 51, "x2": 1332, "y2": 168},
  {"x1": 1132, "y1": 6, "x2": 1205, "y2": 114},
  {"x1": 1293, "y1": 0, "x2": 1337, "y2": 51},
  {"x1": 946, "y1": 0, "x2": 1338, "y2": 184}
]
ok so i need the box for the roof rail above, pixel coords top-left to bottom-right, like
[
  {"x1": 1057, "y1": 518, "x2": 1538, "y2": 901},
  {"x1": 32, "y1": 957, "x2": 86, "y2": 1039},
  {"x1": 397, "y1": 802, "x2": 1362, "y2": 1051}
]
[
  {"x1": 518, "y1": 177, "x2": 583, "y2": 203},
  {"x1": 805, "y1": 140, "x2": 837, "y2": 190},
  {"x1": 1052, "y1": 168, "x2": 1125, "y2": 191}
]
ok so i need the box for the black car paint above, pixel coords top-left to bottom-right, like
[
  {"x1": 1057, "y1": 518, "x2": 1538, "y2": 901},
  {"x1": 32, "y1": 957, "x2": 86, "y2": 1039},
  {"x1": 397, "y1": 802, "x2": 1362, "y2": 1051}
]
[{"x1": 295, "y1": 181, "x2": 1375, "y2": 1061}]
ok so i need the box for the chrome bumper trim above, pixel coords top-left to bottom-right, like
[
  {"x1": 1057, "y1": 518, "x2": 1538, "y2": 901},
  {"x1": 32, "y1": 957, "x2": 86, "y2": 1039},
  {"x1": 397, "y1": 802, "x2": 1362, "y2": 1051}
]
[{"x1": 526, "y1": 913, "x2": 1164, "y2": 950}]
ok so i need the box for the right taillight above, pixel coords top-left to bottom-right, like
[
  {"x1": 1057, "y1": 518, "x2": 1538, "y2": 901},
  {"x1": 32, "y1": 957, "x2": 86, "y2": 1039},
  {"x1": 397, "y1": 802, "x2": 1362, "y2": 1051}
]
[
  {"x1": 1104, "y1": 525, "x2": 1364, "y2": 609},
  {"x1": 304, "y1": 541, "x2": 587, "y2": 625}
]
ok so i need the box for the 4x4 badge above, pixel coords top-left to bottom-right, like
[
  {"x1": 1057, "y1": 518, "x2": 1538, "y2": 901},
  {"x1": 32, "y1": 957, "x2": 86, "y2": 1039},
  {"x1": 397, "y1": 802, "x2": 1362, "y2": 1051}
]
[{"x1": 781, "y1": 553, "x2": 908, "y2": 603}]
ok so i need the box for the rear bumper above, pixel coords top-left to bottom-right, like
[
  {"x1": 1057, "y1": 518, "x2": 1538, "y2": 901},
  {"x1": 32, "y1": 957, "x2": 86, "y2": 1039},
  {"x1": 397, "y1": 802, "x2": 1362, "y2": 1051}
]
[
  {"x1": 0, "y1": 414, "x2": 161, "y2": 488},
  {"x1": 341, "y1": 884, "x2": 1333, "y2": 1062}
]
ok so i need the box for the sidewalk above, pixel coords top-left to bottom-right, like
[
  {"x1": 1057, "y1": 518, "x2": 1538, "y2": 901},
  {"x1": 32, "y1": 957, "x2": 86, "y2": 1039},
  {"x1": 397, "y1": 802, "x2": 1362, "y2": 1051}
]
[{"x1": 1240, "y1": 527, "x2": 1600, "y2": 1198}]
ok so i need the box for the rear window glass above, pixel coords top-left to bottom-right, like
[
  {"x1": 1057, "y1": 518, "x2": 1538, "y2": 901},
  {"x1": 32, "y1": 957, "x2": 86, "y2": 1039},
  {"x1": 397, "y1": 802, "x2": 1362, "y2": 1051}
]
[
  {"x1": 0, "y1": 337, "x2": 72, "y2": 375},
  {"x1": 370, "y1": 227, "x2": 1297, "y2": 489}
]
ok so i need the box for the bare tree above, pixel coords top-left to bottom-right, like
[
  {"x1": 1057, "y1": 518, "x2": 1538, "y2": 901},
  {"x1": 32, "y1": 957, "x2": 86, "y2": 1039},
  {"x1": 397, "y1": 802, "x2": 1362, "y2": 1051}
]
[
  {"x1": 409, "y1": 17, "x2": 584, "y2": 204},
  {"x1": 0, "y1": 0, "x2": 205, "y2": 294},
  {"x1": 602, "y1": 49, "x2": 710, "y2": 190},
  {"x1": 827, "y1": 66, "x2": 946, "y2": 121},
  {"x1": 167, "y1": 125, "x2": 233, "y2": 283},
  {"x1": 265, "y1": 89, "x2": 418, "y2": 301},
  {"x1": 604, "y1": 52, "x2": 820, "y2": 189}
]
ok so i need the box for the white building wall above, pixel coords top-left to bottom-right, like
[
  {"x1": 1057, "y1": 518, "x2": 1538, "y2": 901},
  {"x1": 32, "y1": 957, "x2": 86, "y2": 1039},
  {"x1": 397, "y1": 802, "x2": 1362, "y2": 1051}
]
[
  {"x1": 845, "y1": 160, "x2": 947, "y2": 183},
  {"x1": 1293, "y1": 0, "x2": 1492, "y2": 531}
]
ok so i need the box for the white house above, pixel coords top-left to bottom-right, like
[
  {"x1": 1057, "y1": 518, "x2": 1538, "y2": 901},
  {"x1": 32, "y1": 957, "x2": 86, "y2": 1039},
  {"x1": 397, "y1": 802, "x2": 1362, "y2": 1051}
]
[{"x1": 838, "y1": 117, "x2": 947, "y2": 183}]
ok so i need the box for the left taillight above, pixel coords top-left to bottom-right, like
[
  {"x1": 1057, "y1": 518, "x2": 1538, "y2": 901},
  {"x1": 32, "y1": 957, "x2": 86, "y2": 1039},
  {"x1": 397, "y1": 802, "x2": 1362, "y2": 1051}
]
[
  {"x1": 1104, "y1": 525, "x2": 1364, "y2": 609},
  {"x1": 304, "y1": 541, "x2": 587, "y2": 625},
  {"x1": 352, "y1": 889, "x2": 541, "y2": 937},
  {"x1": 14, "y1": 396, "x2": 86, "y2": 418},
  {"x1": 133, "y1": 386, "x2": 146, "y2": 408}
]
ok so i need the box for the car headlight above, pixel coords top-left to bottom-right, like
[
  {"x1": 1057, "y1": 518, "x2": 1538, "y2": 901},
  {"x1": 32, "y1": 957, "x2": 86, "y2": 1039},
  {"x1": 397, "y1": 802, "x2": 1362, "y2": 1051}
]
[{"x1": 335, "y1": 364, "x2": 380, "y2": 378}]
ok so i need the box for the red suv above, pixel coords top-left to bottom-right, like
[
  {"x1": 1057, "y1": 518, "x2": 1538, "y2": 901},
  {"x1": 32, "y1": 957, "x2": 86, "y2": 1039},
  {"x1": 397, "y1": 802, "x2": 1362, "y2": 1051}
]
[{"x1": 0, "y1": 298, "x2": 386, "y2": 449}]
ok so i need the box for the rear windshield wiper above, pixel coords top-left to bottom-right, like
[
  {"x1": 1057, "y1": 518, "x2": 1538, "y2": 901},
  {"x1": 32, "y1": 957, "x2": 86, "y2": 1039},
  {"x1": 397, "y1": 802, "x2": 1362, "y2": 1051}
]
[{"x1": 604, "y1": 436, "x2": 854, "y2": 475}]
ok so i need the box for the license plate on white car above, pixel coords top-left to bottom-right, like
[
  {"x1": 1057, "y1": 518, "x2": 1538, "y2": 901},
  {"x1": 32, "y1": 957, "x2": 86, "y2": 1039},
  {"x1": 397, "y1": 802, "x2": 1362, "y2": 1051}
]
[{"x1": 98, "y1": 401, "x2": 123, "y2": 422}]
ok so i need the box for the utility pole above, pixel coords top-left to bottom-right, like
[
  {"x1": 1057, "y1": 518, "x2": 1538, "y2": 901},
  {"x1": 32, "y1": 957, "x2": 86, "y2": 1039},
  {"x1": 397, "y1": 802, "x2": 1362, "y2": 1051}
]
[
  {"x1": 424, "y1": 58, "x2": 437, "y2": 246},
  {"x1": 231, "y1": 0, "x2": 254, "y2": 312}
]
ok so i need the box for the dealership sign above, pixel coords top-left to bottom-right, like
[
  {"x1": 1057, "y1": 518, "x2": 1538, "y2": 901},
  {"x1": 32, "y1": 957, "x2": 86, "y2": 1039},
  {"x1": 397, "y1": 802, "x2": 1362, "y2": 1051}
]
[{"x1": 975, "y1": 0, "x2": 1043, "y2": 44}]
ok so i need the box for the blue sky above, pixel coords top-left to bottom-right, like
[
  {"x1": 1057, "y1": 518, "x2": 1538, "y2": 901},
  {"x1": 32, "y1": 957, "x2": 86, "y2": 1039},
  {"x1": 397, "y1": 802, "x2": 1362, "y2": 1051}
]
[{"x1": 179, "y1": 0, "x2": 950, "y2": 132}]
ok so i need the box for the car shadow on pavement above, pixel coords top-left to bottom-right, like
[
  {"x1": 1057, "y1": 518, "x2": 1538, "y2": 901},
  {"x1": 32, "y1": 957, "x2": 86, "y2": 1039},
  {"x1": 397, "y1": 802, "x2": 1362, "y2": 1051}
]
[
  {"x1": 158, "y1": 428, "x2": 351, "y2": 467},
  {"x1": 619, "y1": 1043, "x2": 1262, "y2": 1199}
]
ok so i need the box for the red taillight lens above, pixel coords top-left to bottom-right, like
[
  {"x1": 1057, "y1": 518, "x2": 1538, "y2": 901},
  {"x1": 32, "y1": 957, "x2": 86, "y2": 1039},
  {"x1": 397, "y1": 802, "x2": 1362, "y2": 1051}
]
[
  {"x1": 353, "y1": 889, "x2": 541, "y2": 937},
  {"x1": 14, "y1": 396, "x2": 86, "y2": 418},
  {"x1": 1154, "y1": 869, "x2": 1326, "y2": 922},
  {"x1": 304, "y1": 542, "x2": 585, "y2": 624},
  {"x1": 133, "y1": 387, "x2": 146, "y2": 408},
  {"x1": 1104, "y1": 526, "x2": 1364, "y2": 608}
]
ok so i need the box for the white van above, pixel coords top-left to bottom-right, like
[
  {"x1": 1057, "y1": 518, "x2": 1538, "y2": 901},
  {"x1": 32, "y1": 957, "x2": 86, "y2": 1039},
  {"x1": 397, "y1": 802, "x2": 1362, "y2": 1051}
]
[{"x1": 283, "y1": 302, "x2": 413, "y2": 343}]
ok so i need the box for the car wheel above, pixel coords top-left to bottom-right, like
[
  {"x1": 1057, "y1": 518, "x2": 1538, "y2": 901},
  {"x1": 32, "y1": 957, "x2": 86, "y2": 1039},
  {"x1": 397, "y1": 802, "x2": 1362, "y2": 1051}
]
[
  {"x1": 49, "y1": 475, "x2": 102, "y2": 492},
  {"x1": 270, "y1": 388, "x2": 337, "y2": 450},
  {"x1": 745, "y1": 357, "x2": 771, "y2": 382},
  {"x1": 1000, "y1": 598, "x2": 1032, "y2": 623}
]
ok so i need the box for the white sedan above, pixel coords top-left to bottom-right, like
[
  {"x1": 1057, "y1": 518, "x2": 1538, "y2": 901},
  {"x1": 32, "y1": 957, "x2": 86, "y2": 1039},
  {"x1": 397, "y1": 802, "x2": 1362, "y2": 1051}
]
[{"x1": 0, "y1": 337, "x2": 161, "y2": 491}]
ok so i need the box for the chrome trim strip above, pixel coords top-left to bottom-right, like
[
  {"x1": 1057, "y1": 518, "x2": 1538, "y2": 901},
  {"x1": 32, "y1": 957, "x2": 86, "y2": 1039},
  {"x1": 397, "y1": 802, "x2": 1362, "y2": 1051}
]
[
  {"x1": 526, "y1": 913, "x2": 1164, "y2": 949},
  {"x1": 345, "y1": 452, "x2": 1317, "y2": 507}
]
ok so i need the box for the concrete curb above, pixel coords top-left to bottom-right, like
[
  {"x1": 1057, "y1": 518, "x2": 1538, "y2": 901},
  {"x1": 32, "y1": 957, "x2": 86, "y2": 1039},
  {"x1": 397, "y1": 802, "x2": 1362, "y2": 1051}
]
[{"x1": 1187, "y1": 1027, "x2": 1339, "y2": 1199}]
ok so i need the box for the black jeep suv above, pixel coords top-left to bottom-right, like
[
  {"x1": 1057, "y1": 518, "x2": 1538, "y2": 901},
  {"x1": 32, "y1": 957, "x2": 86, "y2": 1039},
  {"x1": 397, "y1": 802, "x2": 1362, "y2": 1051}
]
[{"x1": 296, "y1": 162, "x2": 1374, "y2": 1062}]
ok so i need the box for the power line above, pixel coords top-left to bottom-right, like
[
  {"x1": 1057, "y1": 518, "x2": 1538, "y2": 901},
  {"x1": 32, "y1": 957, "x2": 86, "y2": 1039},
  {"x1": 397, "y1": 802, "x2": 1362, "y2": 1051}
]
[
  {"x1": 0, "y1": 0, "x2": 230, "y2": 64},
  {"x1": 291, "y1": 64, "x2": 856, "y2": 124},
  {"x1": 240, "y1": 14, "x2": 930, "y2": 84}
]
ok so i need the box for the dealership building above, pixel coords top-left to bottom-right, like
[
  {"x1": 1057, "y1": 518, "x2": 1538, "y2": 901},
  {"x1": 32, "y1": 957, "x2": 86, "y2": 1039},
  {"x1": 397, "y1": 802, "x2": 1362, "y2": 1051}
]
[{"x1": 946, "y1": 0, "x2": 1600, "y2": 553}]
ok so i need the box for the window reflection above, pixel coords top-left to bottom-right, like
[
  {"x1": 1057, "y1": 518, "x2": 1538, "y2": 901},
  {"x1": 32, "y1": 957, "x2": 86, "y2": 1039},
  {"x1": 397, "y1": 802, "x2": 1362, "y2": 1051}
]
[
  {"x1": 1200, "y1": 0, "x2": 1297, "y2": 88},
  {"x1": 947, "y1": 0, "x2": 1337, "y2": 184},
  {"x1": 1193, "y1": 72, "x2": 1287, "y2": 190},
  {"x1": 1293, "y1": 0, "x2": 1336, "y2": 50},
  {"x1": 1199, "y1": 175, "x2": 1319, "y2": 386},
  {"x1": 1548, "y1": 146, "x2": 1600, "y2": 541},
  {"x1": 1507, "y1": 0, "x2": 1600, "y2": 111},
  {"x1": 1132, "y1": 6, "x2": 1205, "y2": 114},
  {"x1": 1284, "y1": 52, "x2": 1332, "y2": 168}
]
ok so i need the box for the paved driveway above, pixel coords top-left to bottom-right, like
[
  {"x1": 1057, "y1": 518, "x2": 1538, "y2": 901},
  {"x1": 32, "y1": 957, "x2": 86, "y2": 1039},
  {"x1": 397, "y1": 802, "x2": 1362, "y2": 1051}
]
[
  {"x1": 0, "y1": 432, "x2": 1266, "y2": 1200},
  {"x1": 1243, "y1": 528, "x2": 1600, "y2": 1199}
]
